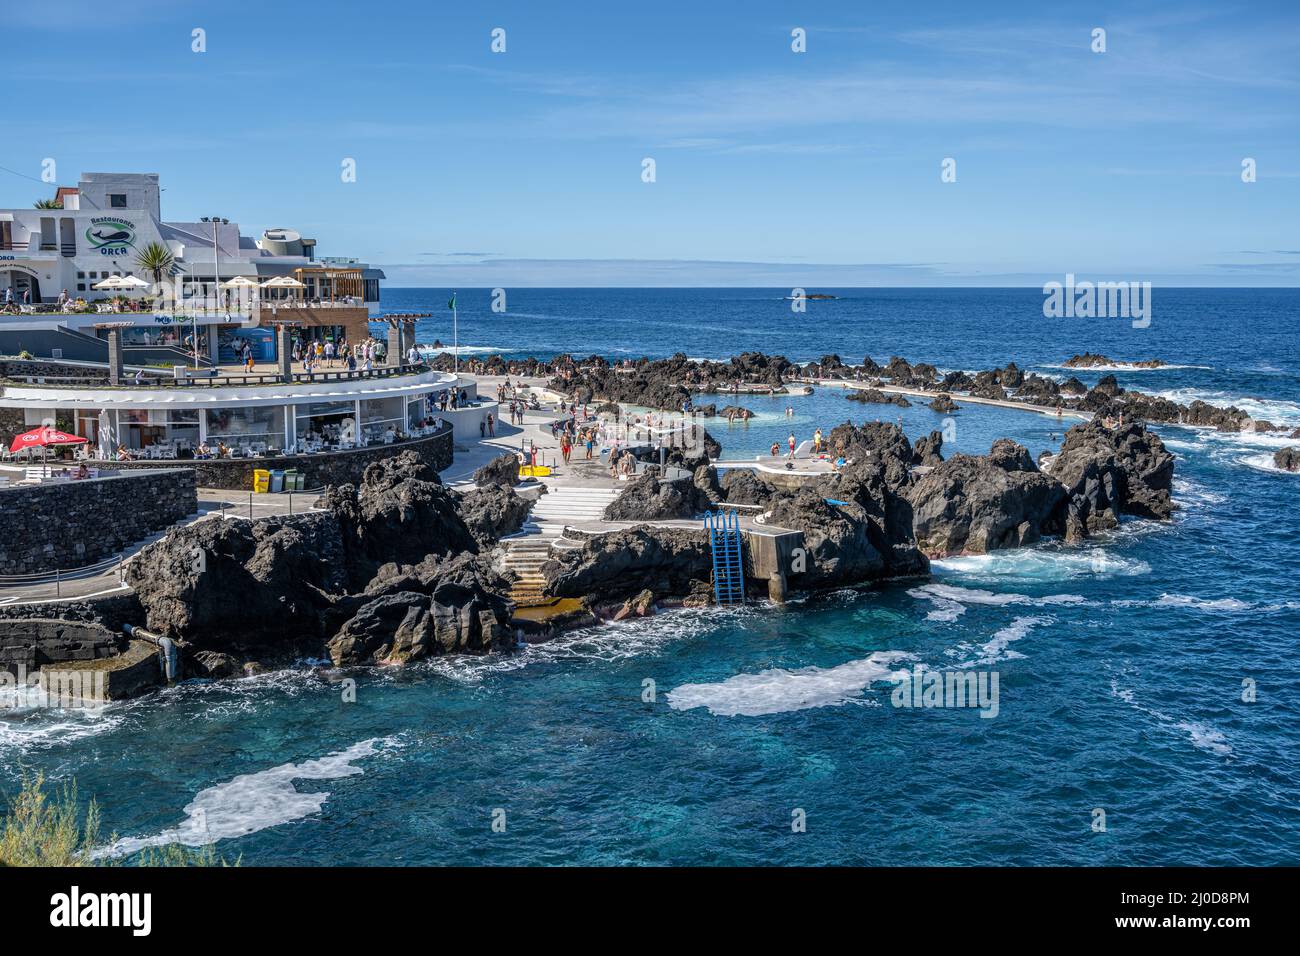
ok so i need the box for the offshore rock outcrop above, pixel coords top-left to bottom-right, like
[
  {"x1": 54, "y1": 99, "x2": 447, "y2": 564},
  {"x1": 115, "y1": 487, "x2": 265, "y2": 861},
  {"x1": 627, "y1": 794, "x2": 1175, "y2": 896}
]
[
  {"x1": 846, "y1": 388, "x2": 912, "y2": 407},
  {"x1": 909, "y1": 443, "x2": 1067, "y2": 555},
  {"x1": 928, "y1": 393, "x2": 959, "y2": 413},
  {"x1": 910, "y1": 422, "x2": 1175, "y2": 555},
  {"x1": 1044, "y1": 420, "x2": 1175, "y2": 536},
  {"x1": 1274, "y1": 448, "x2": 1300, "y2": 472}
]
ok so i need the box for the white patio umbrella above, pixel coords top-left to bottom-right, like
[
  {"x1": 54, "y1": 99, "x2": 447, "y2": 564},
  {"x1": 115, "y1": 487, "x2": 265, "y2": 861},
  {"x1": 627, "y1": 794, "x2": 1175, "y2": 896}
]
[
  {"x1": 221, "y1": 276, "x2": 260, "y2": 289},
  {"x1": 93, "y1": 274, "x2": 150, "y2": 291},
  {"x1": 259, "y1": 275, "x2": 305, "y2": 304}
]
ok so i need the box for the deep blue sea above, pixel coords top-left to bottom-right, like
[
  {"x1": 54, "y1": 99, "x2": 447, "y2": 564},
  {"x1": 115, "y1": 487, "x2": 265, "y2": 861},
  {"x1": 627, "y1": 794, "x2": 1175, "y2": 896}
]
[{"x1": 3, "y1": 288, "x2": 1298, "y2": 865}]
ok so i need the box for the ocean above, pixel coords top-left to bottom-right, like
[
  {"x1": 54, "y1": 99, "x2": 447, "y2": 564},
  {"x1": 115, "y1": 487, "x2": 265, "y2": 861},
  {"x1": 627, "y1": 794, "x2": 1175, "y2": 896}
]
[{"x1": 3, "y1": 287, "x2": 1298, "y2": 866}]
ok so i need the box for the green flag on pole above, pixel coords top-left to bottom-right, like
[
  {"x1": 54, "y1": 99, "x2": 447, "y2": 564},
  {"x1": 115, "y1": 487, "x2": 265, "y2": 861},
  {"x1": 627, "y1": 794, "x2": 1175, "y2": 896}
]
[{"x1": 448, "y1": 292, "x2": 457, "y2": 310}]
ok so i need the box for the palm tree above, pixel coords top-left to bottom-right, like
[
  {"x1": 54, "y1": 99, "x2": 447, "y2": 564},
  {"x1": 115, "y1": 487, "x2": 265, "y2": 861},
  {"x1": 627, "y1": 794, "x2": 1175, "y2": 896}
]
[
  {"x1": 33, "y1": 198, "x2": 62, "y2": 209},
  {"x1": 135, "y1": 241, "x2": 175, "y2": 286}
]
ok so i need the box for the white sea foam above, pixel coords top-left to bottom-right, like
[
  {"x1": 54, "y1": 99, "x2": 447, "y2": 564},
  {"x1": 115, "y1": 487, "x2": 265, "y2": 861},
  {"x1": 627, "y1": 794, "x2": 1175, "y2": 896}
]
[
  {"x1": 417, "y1": 344, "x2": 517, "y2": 356},
  {"x1": 1035, "y1": 363, "x2": 1211, "y2": 372},
  {"x1": 1109, "y1": 680, "x2": 1232, "y2": 757},
  {"x1": 1238, "y1": 452, "x2": 1300, "y2": 476},
  {"x1": 420, "y1": 606, "x2": 750, "y2": 683},
  {"x1": 1113, "y1": 593, "x2": 1299, "y2": 613},
  {"x1": 666, "y1": 650, "x2": 913, "y2": 717},
  {"x1": 948, "y1": 616, "x2": 1050, "y2": 667},
  {"x1": 1150, "y1": 388, "x2": 1300, "y2": 427},
  {"x1": 100, "y1": 737, "x2": 398, "y2": 857},
  {"x1": 1175, "y1": 721, "x2": 1234, "y2": 756},
  {"x1": 909, "y1": 582, "x2": 1088, "y2": 609},
  {"x1": 933, "y1": 549, "x2": 1150, "y2": 580}
]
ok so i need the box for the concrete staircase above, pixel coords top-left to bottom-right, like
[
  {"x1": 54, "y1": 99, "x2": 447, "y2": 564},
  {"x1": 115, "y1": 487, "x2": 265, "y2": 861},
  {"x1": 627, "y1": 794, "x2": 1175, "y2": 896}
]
[{"x1": 502, "y1": 483, "x2": 623, "y2": 604}]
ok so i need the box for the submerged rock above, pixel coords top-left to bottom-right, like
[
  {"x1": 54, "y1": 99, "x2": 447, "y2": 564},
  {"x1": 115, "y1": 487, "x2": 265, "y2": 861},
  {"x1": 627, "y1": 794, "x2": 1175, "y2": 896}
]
[{"x1": 928, "y1": 393, "x2": 959, "y2": 413}]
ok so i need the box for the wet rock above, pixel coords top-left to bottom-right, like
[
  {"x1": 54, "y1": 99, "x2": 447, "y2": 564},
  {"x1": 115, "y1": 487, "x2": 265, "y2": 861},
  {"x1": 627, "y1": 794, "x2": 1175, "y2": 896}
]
[
  {"x1": 613, "y1": 589, "x2": 656, "y2": 620},
  {"x1": 928, "y1": 393, "x2": 960, "y2": 413},
  {"x1": 1060, "y1": 376, "x2": 1088, "y2": 395},
  {"x1": 719, "y1": 405, "x2": 755, "y2": 420},
  {"x1": 1015, "y1": 374, "x2": 1061, "y2": 404},
  {"x1": 1273, "y1": 447, "x2": 1300, "y2": 472},
  {"x1": 188, "y1": 649, "x2": 242, "y2": 679}
]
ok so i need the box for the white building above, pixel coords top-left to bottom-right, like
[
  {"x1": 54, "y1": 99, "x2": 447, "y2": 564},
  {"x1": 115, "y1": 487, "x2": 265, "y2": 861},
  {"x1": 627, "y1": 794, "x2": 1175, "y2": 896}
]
[{"x1": 1, "y1": 172, "x2": 384, "y2": 364}]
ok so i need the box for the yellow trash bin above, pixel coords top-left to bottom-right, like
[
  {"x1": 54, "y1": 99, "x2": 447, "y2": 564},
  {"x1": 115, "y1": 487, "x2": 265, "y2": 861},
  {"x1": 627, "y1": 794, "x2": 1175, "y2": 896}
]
[{"x1": 252, "y1": 468, "x2": 271, "y2": 493}]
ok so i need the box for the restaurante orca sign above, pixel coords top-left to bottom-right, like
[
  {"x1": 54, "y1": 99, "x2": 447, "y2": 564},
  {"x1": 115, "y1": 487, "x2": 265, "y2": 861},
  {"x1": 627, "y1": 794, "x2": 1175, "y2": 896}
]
[{"x1": 86, "y1": 217, "x2": 137, "y2": 254}]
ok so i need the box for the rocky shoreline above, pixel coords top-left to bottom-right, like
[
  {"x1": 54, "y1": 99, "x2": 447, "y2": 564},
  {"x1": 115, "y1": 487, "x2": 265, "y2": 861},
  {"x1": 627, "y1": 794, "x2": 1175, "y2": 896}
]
[{"x1": 5, "y1": 349, "x2": 1196, "y2": 699}]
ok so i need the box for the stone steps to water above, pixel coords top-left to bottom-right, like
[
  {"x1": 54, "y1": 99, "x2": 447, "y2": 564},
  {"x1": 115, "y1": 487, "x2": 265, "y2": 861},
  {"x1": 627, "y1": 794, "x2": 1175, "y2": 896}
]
[{"x1": 501, "y1": 481, "x2": 623, "y2": 604}]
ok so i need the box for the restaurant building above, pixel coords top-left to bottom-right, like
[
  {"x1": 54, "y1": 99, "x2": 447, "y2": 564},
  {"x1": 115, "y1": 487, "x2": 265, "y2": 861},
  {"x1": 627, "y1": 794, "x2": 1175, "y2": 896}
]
[{"x1": 0, "y1": 172, "x2": 384, "y2": 365}]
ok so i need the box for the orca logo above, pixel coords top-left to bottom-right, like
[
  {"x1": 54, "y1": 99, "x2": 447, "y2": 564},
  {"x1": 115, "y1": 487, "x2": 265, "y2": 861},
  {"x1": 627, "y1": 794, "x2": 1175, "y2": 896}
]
[{"x1": 85, "y1": 217, "x2": 137, "y2": 254}]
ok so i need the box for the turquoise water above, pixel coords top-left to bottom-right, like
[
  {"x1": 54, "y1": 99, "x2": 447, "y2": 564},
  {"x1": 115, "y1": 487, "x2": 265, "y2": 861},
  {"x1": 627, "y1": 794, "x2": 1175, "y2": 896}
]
[{"x1": 3, "y1": 288, "x2": 1298, "y2": 865}]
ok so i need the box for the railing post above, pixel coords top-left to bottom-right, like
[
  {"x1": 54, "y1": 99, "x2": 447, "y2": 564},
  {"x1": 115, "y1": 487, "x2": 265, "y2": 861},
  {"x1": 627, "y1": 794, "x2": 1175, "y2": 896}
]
[
  {"x1": 55, "y1": 567, "x2": 61, "y2": 598},
  {"x1": 249, "y1": 491, "x2": 254, "y2": 520}
]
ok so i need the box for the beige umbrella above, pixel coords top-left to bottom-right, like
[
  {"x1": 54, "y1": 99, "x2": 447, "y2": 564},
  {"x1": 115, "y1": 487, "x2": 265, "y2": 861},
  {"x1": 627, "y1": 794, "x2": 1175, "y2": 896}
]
[
  {"x1": 93, "y1": 274, "x2": 149, "y2": 291},
  {"x1": 259, "y1": 275, "x2": 305, "y2": 303},
  {"x1": 221, "y1": 276, "x2": 260, "y2": 289}
]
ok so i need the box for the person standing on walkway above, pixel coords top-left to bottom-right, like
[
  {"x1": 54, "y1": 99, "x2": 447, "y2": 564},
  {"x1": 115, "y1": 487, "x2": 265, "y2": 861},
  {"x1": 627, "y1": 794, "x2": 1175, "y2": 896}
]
[
  {"x1": 487, "y1": 413, "x2": 495, "y2": 437},
  {"x1": 561, "y1": 434, "x2": 572, "y2": 464},
  {"x1": 788, "y1": 432, "x2": 797, "y2": 459},
  {"x1": 813, "y1": 428, "x2": 823, "y2": 454}
]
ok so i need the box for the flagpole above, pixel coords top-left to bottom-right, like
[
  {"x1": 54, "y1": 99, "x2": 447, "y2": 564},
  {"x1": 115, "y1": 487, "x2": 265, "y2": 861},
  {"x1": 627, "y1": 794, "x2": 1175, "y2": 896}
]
[{"x1": 452, "y1": 291, "x2": 459, "y2": 376}]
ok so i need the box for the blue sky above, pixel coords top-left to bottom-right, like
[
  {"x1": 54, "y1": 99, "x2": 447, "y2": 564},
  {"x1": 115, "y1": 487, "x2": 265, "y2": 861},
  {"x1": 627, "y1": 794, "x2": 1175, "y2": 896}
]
[{"x1": 5, "y1": 0, "x2": 1299, "y2": 285}]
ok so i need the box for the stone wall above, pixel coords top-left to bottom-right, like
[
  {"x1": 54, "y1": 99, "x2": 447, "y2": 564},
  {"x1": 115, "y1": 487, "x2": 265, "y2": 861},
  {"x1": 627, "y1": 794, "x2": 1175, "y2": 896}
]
[
  {"x1": 0, "y1": 592, "x2": 143, "y2": 630},
  {"x1": 93, "y1": 425, "x2": 454, "y2": 490},
  {"x1": 0, "y1": 469, "x2": 197, "y2": 575},
  {"x1": 0, "y1": 618, "x2": 123, "y2": 677},
  {"x1": 0, "y1": 358, "x2": 110, "y2": 383}
]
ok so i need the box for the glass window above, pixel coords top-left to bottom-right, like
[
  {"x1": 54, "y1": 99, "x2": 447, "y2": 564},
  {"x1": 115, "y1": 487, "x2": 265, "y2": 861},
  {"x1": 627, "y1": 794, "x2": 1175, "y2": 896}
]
[
  {"x1": 109, "y1": 194, "x2": 127, "y2": 208},
  {"x1": 205, "y1": 406, "x2": 285, "y2": 450}
]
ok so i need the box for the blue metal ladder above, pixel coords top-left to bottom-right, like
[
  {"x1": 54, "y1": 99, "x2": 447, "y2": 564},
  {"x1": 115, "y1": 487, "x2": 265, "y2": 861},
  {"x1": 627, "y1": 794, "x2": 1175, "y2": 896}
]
[{"x1": 706, "y1": 510, "x2": 746, "y2": 605}]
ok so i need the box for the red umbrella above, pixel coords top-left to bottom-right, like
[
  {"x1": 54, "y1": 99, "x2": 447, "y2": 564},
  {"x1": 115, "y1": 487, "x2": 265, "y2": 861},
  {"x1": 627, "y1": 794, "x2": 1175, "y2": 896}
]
[{"x1": 8, "y1": 425, "x2": 88, "y2": 454}]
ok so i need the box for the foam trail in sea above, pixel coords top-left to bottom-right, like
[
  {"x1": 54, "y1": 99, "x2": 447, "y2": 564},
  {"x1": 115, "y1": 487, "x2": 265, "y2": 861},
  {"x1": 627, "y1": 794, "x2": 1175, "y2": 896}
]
[
  {"x1": 932, "y1": 549, "x2": 1150, "y2": 581},
  {"x1": 909, "y1": 582, "x2": 1089, "y2": 611},
  {"x1": 99, "y1": 737, "x2": 398, "y2": 856},
  {"x1": 1109, "y1": 680, "x2": 1232, "y2": 756},
  {"x1": 666, "y1": 650, "x2": 912, "y2": 718},
  {"x1": 947, "y1": 616, "x2": 1050, "y2": 667}
]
